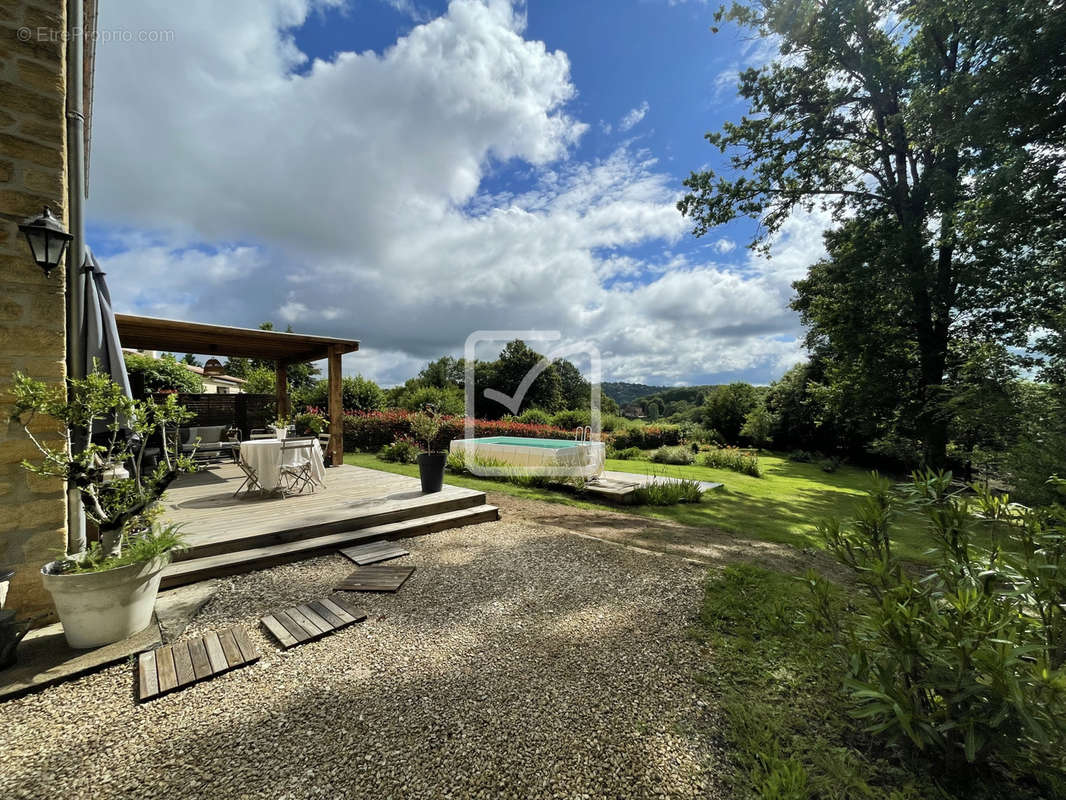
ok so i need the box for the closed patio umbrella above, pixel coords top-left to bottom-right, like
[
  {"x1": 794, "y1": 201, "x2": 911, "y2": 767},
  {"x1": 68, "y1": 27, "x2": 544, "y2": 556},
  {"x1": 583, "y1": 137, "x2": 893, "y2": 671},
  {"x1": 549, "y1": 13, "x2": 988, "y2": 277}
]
[{"x1": 82, "y1": 248, "x2": 132, "y2": 401}]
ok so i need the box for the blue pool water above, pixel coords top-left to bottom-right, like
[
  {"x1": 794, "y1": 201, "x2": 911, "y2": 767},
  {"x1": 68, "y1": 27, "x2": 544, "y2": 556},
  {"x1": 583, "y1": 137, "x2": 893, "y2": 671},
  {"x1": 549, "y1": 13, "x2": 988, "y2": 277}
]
[{"x1": 465, "y1": 436, "x2": 583, "y2": 449}]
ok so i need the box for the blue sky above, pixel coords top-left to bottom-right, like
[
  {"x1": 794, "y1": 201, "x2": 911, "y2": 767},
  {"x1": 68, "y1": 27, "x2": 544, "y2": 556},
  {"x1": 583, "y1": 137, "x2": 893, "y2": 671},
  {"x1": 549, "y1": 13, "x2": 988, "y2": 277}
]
[{"x1": 89, "y1": 0, "x2": 824, "y2": 386}]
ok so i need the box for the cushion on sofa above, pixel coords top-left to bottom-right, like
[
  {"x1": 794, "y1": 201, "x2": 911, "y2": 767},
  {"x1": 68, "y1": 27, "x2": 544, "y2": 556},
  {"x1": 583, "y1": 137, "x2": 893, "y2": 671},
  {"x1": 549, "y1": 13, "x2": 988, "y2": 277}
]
[{"x1": 196, "y1": 425, "x2": 227, "y2": 444}]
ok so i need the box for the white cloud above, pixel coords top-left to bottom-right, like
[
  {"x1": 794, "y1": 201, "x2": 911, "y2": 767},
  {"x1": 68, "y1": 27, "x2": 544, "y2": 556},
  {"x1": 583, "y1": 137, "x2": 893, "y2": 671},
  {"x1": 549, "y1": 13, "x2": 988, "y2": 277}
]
[
  {"x1": 90, "y1": 0, "x2": 822, "y2": 386},
  {"x1": 617, "y1": 101, "x2": 649, "y2": 132},
  {"x1": 712, "y1": 237, "x2": 736, "y2": 254}
]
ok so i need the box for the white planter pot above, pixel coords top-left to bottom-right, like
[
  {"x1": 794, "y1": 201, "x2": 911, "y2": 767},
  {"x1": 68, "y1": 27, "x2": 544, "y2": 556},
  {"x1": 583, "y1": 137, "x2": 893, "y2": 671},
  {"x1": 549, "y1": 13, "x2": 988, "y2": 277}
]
[{"x1": 40, "y1": 556, "x2": 169, "y2": 649}]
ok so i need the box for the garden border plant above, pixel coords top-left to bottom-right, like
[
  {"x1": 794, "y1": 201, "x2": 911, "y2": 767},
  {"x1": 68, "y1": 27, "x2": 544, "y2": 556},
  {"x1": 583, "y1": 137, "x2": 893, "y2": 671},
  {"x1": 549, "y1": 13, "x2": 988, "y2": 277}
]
[
  {"x1": 11, "y1": 370, "x2": 195, "y2": 648},
  {"x1": 808, "y1": 470, "x2": 1066, "y2": 793}
]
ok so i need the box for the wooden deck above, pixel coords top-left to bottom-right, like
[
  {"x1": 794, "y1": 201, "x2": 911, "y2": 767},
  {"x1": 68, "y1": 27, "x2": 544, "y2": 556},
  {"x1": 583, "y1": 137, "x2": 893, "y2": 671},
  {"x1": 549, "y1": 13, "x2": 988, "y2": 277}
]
[{"x1": 160, "y1": 463, "x2": 498, "y2": 588}]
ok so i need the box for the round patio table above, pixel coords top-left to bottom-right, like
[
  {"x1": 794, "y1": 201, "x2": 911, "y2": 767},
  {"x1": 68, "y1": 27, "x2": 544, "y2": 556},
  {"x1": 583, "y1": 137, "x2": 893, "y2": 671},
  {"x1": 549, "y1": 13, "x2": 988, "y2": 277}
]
[{"x1": 239, "y1": 438, "x2": 326, "y2": 492}]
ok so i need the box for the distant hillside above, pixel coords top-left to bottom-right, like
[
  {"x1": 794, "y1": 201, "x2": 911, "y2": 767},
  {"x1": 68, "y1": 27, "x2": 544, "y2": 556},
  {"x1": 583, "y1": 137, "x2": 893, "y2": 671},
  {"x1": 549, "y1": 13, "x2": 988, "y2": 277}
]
[
  {"x1": 603, "y1": 382, "x2": 725, "y2": 409},
  {"x1": 601, "y1": 382, "x2": 670, "y2": 406}
]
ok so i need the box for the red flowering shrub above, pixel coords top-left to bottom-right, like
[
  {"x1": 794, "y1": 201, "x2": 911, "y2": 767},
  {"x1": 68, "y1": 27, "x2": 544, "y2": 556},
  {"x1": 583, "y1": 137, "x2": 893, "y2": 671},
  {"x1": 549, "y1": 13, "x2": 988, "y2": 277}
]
[{"x1": 342, "y1": 410, "x2": 574, "y2": 452}]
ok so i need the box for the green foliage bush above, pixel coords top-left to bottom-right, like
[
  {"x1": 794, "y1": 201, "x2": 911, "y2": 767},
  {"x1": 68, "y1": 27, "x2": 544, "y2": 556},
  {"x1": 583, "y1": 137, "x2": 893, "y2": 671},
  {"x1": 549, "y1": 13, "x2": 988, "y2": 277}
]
[
  {"x1": 702, "y1": 447, "x2": 761, "y2": 477},
  {"x1": 299, "y1": 375, "x2": 384, "y2": 413},
  {"x1": 551, "y1": 409, "x2": 591, "y2": 430},
  {"x1": 391, "y1": 383, "x2": 465, "y2": 416},
  {"x1": 609, "y1": 446, "x2": 643, "y2": 461},
  {"x1": 517, "y1": 408, "x2": 552, "y2": 425},
  {"x1": 609, "y1": 424, "x2": 683, "y2": 450},
  {"x1": 650, "y1": 445, "x2": 695, "y2": 465},
  {"x1": 787, "y1": 449, "x2": 814, "y2": 463},
  {"x1": 292, "y1": 409, "x2": 326, "y2": 435},
  {"x1": 123, "y1": 352, "x2": 204, "y2": 393},
  {"x1": 810, "y1": 471, "x2": 1066, "y2": 790},
  {"x1": 378, "y1": 437, "x2": 419, "y2": 464}
]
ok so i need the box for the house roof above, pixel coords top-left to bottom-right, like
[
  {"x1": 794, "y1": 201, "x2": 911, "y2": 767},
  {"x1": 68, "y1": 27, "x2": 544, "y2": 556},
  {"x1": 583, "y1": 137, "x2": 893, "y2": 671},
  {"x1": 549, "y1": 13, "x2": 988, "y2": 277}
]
[
  {"x1": 115, "y1": 314, "x2": 360, "y2": 364},
  {"x1": 183, "y1": 364, "x2": 246, "y2": 384}
]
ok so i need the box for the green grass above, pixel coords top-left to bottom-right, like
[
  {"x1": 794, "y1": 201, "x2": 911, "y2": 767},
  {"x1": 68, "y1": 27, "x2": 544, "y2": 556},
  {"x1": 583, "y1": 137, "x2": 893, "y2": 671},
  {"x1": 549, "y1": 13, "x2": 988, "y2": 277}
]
[
  {"x1": 696, "y1": 564, "x2": 953, "y2": 799},
  {"x1": 347, "y1": 450, "x2": 938, "y2": 562},
  {"x1": 697, "y1": 564, "x2": 1053, "y2": 800}
]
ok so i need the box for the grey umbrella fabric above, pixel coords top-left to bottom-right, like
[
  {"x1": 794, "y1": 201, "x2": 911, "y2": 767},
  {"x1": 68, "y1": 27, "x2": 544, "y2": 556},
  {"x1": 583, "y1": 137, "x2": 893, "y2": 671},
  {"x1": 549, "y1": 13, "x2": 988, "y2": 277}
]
[{"x1": 82, "y1": 248, "x2": 132, "y2": 400}]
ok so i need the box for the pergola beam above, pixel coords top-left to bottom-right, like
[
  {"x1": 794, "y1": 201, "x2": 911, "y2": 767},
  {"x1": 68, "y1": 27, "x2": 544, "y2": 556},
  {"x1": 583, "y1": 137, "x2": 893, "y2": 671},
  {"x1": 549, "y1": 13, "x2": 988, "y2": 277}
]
[{"x1": 114, "y1": 314, "x2": 358, "y2": 466}]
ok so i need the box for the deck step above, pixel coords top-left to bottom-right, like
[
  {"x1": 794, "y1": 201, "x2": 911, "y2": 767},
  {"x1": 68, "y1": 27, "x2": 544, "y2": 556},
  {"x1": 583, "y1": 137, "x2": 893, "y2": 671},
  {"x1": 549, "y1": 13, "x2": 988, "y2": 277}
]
[
  {"x1": 174, "y1": 490, "x2": 489, "y2": 561},
  {"x1": 160, "y1": 504, "x2": 499, "y2": 590}
]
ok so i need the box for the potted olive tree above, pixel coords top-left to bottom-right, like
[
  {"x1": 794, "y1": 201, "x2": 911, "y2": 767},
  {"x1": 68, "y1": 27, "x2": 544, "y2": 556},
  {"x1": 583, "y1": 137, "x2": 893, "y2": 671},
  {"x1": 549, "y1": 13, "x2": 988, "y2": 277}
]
[
  {"x1": 411, "y1": 409, "x2": 446, "y2": 493},
  {"x1": 11, "y1": 371, "x2": 195, "y2": 648}
]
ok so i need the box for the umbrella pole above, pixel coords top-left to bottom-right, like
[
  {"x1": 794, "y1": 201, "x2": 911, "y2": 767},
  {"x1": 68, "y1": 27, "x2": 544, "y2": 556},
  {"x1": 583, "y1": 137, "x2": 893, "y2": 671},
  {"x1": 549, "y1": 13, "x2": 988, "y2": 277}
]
[{"x1": 64, "y1": 0, "x2": 87, "y2": 557}]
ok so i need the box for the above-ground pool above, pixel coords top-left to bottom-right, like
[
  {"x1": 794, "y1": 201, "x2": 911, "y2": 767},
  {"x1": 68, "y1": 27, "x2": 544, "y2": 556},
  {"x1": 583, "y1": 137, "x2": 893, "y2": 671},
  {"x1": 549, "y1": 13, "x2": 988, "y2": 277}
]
[{"x1": 450, "y1": 436, "x2": 606, "y2": 479}]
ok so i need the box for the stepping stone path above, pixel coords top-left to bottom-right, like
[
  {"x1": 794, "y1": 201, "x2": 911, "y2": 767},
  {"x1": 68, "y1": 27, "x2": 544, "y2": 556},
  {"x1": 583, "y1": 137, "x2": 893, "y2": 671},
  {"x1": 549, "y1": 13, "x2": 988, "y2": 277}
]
[
  {"x1": 339, "y1": 541, "x2": 410, "y2": 565},
  {"x1": 138, "y1": 626, "x2": 259, "y2": 702},
  {"x1": 336, "y1": 565, "x2": 415, "y2": 593},
  {"x1": 260, "y1": 596, "x2": 368, "y2": 650}
]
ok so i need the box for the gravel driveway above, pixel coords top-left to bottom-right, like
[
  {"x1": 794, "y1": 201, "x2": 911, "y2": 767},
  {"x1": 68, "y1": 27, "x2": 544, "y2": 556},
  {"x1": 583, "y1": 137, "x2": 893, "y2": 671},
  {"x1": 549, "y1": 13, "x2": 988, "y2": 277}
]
[{"x1": 1, "y1": 520, "x2": 725, "y2": 799}]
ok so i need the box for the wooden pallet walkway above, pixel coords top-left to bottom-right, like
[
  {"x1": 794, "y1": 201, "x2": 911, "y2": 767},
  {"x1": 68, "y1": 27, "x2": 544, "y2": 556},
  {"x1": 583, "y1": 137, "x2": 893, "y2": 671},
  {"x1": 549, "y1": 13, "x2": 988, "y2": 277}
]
[
  {"x1": 336, "y1": 565, "x2": 415, "y2": 593},
  {"x1": 339, "y1": 540, "x2": 409, "y2": 565},
  {"x1": 260, "y1": 596, "x2": 368, "y2": 650},
  {"x1": 138, "y1": 626, "x2": 259, "y2": 702}
]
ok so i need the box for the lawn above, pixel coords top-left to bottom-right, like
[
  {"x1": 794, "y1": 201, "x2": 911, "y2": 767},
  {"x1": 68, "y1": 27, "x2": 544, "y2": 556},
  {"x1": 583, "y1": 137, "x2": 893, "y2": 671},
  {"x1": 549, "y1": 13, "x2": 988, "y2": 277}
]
[{"x1": 345, "y1": 451, "x2": 934, "y2": 562}]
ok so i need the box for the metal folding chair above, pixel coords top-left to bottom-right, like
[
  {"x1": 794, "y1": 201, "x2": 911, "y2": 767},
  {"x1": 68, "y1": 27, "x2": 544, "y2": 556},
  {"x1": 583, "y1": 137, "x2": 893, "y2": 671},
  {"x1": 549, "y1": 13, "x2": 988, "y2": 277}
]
[
  {"x1": 234, "y1": 456, "x2": 263, "y2": 497},
  {"x1": 279, "y1": 438, "x2": 317, "y2": 496}
]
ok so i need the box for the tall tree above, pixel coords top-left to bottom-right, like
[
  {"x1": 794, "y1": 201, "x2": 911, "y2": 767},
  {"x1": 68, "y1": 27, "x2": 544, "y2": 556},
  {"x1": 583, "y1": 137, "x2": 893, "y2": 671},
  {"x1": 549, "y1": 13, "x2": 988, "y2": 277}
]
[{"x1": 679, "y1": 0, "x2": 1066, "y2": 464}]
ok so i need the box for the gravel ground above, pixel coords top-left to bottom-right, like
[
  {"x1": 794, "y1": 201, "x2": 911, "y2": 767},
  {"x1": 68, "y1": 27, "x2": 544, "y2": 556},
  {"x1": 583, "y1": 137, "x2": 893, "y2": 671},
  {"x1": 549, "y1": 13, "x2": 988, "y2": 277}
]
[{"x1": 1, "y1": 520, "x2": 726, "y2": 799}]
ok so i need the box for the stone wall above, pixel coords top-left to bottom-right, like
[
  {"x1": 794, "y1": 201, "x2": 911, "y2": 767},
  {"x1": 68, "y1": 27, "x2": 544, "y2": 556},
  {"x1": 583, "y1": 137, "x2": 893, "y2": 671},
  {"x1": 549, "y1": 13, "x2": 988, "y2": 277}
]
[{"x1": 0, "y1": 0, "x2": 69, "y2": 621}]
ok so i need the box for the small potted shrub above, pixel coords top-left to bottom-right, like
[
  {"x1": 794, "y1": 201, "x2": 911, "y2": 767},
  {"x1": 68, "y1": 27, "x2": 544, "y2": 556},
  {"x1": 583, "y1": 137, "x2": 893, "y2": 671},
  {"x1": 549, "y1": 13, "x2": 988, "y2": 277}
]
[
  {"x1": 410, "y1": 409, "x2": 446, "y2": 493},
  {"x1": 11, "y1": 371, "x2": 195, "y2": 649}
]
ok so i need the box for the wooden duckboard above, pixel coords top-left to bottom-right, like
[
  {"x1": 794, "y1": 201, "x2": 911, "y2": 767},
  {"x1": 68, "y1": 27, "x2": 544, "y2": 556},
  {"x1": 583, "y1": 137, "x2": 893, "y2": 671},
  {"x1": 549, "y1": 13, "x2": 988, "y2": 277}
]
[
  {"x1": 336, "y1": 565, "x2": 415, "y2": 593},
  {"x1": 339, "y1": 541, "x2": 410, "y2": 565},
  {"x1": 138, "y1": 626, "x2": 259, "y2": 702},
  {"x1": 260, "y1": 596, "x2": 368, "y2": 650}
]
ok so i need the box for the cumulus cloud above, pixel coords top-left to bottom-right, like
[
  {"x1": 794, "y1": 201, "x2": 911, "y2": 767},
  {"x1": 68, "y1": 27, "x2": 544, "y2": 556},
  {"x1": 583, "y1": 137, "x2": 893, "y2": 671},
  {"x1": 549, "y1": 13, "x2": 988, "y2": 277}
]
[{"x1": 90, "y1": 0, "x2": 820, "y2": 386}]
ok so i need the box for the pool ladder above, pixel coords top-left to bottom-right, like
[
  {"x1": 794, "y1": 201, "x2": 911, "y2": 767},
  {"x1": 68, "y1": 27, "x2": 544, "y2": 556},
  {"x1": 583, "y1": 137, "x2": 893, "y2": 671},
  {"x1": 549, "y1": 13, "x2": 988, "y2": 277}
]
[{"x1": 574, "y1": 425, "x2": 593, "y2": 443}]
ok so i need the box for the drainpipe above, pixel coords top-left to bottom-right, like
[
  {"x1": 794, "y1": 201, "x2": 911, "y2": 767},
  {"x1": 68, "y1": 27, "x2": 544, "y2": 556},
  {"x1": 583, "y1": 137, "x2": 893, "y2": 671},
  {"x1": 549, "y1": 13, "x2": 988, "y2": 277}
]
[{"x1": 65, "y1": 0, "x2": 87, "y2": 556}]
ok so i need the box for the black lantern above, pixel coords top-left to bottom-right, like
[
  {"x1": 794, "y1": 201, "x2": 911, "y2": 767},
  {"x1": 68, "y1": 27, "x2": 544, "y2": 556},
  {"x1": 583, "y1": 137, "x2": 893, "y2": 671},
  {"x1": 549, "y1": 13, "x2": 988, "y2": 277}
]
[
  {"x1": 18, "y1": 207, "x2": 73, "y2": 278},
  {"x1": 203, "y1": 358, "x2": 224, "y2": 377}
]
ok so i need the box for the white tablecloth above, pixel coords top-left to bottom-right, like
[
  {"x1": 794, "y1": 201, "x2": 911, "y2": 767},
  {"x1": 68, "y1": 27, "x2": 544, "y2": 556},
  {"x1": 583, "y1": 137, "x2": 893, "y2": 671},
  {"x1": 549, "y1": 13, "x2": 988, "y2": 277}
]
[{"x1": 240, "y1": 438, "x2": 326, "y2": 491}]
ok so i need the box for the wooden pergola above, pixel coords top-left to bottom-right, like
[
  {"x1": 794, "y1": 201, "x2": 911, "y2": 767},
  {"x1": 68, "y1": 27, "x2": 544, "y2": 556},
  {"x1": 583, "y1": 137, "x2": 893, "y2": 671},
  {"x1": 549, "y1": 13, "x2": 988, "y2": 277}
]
[{"x1": 115, "y1": 314, "x2": 359, "y2": 466}]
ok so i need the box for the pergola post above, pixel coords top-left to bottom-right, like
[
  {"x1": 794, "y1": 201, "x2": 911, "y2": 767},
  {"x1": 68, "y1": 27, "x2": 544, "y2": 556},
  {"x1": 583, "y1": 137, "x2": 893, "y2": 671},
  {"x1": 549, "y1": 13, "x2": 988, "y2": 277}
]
[
  {"x1": 327, "y1": 345, "x2": 343, "y2": 466},
  {"x1": 275, "y1": 361, "x2": 289, "y2": 420}
]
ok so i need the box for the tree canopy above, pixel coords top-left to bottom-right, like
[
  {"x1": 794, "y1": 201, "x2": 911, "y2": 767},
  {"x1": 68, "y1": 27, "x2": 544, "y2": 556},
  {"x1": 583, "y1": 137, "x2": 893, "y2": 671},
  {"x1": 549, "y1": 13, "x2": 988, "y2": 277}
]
[{"x1": 679, "y1": 0, "x2": 1066, "y2": 464}]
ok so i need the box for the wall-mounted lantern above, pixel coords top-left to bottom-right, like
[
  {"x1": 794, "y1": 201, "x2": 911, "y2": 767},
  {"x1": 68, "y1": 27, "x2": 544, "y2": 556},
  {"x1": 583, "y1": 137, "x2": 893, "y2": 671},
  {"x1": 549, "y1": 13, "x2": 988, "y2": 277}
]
[{"x1": 18, "y1": 207, "x2": 73, "y2": 278}]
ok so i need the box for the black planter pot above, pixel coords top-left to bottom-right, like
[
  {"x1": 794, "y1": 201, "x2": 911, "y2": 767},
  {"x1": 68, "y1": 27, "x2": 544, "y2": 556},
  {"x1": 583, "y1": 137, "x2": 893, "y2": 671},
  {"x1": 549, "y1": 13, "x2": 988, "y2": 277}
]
[{"x1": 417, "y1": 452, "x2": 447, "y2": 494}]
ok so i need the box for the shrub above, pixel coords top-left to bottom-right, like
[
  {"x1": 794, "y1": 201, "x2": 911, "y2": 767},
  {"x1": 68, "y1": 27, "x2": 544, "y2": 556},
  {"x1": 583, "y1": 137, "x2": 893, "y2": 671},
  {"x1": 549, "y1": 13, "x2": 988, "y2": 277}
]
[
  {"x1": 609, "y1": 446, "x2": 644, "y2": 461},
  {"x1": 292, "y1": 409, "x2": 327, "y2": 435},
  {"x1": 379, "y1": 437, "x2": 419, "y2": 464},
  {"x1": 517, "y1": 408, "x2": 552, "y2": 425},
  {"x1": 551, "y1": 409, "x2": 591, "y2": 430},
  {"x1": 392, "y1": 384, "x2": 465, "y2": 416},
  {"x1": 809, "y1": 471, "x2": 1066, "y2": 789},
  {"x1": 818, "y1": 456, "x2": 841, "y2": 473},
  {"x1": 342, "y1": 410, "x2": 574, "y2": 452},
  {"x1": 124, "y1": 352, "x2": 204, "y2": 393},
  {"x1": 600, "y1": 414, "x2": 630, "y2": 433},
  {"x1": 632, "y1": 478, "x2": 703, "y2": 505},
  {"x1": 702, "y1": 447, "x2": 761, "y2": 477},
  {"x1": 609, "y1": 424, "x2": 683, "y2": 450},
  {"x1": 650, "y1": 445, "x2": 695, "y2": 465},
  {"x1": 787, "y1": 449, "x2": 814, "y2": 463},
  {"x1": 300, "y1": 375, "x2": 384, "y2": 413}
]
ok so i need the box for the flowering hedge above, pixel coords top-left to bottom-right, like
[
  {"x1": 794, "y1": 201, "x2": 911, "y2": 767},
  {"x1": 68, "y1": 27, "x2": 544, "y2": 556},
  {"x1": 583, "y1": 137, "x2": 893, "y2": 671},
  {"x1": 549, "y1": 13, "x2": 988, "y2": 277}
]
[{"x1": 342, "y1": 410, "x2": 575, "y2": 451}]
